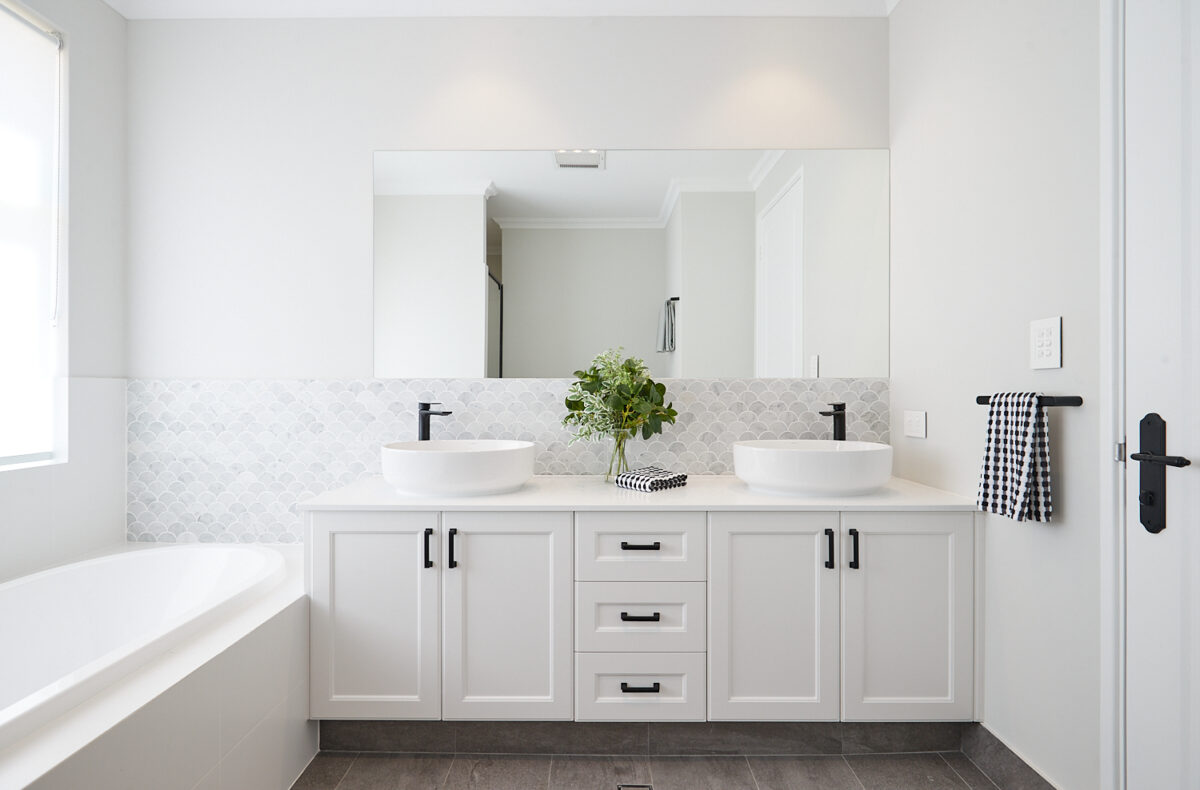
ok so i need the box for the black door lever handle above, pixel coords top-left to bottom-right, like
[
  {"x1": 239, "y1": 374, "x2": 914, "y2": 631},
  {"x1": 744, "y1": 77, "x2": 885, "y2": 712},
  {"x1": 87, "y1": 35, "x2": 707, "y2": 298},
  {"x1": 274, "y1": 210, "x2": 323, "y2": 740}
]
[
  {"x1": 1135, "y1": 413, "x2": 1190, "y2": 534},
  {"x1": 1130, "y1": 452, "x2": 1192, "y2": 468}
]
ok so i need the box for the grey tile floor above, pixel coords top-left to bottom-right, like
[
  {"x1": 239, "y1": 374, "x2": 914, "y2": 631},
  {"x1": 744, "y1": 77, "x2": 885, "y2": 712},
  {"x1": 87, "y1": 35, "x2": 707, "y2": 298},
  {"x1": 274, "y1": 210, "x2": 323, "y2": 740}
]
[{"x1": 291, "y1": 751, "x2": 1002, "y2": 790}]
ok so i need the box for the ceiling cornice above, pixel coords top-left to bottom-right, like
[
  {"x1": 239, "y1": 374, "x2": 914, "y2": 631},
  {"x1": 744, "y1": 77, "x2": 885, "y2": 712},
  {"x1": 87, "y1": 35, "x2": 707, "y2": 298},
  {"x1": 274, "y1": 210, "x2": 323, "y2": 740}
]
[{"x1": 101, "y1": 0, "x2": 894, "y2": 20}]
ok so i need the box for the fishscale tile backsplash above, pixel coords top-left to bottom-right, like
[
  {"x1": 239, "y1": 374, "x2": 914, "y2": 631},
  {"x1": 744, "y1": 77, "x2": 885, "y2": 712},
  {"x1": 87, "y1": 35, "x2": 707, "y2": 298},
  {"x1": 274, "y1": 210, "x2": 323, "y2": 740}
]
[{"x1": 127, "y1": 378, "x2": 889, "y2": 543}]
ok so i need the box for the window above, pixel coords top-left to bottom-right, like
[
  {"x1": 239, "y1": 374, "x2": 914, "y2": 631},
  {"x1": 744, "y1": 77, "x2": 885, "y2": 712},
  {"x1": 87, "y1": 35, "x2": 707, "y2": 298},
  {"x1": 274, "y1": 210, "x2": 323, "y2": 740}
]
[{"x1": 0, "y1": 2, "x2": 64, "y2": 467}]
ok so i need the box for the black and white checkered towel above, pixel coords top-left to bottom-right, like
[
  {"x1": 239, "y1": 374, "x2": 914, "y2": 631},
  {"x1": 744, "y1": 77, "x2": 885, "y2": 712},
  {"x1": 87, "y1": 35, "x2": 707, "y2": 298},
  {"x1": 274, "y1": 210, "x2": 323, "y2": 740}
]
[
  {"x1": 614, "y1": 466, "x2": 688, "y2": 493},
  {"x1": 976, "y1": 392, "x2": 1053, "y2": 522}
]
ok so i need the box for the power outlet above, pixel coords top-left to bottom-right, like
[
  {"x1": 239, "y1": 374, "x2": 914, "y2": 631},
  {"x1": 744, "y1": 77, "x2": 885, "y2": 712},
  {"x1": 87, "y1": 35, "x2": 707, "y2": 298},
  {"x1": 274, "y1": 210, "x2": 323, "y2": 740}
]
[
  {"x1": 903, "y1": 410, "x2": 927, "y2": 438},
  {"x1": 1030, "y1": 316, "x2": 1062, "y2": 369}
]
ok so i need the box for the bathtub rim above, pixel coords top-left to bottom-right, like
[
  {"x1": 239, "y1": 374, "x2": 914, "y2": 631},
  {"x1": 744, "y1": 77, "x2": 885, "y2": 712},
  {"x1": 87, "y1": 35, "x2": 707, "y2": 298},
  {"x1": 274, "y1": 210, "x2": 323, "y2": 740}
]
[
  {"x1": 0, "y1": 544, "x2": 302, "y2": 787},
  {"x1": 0, "y1": 543, "x2": 286, "y2": 752}
]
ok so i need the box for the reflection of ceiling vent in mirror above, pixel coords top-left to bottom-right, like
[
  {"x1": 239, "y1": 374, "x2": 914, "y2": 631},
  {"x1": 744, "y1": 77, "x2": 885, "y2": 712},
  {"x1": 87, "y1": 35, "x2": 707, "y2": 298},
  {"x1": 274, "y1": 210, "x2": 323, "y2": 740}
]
[{"x1": 554, "y1": 149, "x2": 606, "y2": 169}]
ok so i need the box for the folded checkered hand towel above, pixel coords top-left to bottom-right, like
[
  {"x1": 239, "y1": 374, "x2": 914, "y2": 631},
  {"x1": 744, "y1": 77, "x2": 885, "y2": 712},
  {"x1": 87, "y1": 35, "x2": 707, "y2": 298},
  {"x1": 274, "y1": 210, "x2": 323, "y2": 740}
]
[
  {"x1": 976, "y1": 392, "x2": 1052, "y2": 522},
  {"x1": 615, "y1": 466, "x2": 688, "y2": 493}
]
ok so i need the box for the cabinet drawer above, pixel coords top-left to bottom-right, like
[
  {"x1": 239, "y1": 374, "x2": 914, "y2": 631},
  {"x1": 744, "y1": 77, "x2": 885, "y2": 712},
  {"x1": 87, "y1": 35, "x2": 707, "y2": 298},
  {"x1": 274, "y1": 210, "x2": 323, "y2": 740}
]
[
  {"x1": 575, "y1": 652, "x2": 706, "y2": 721},
  {"x1": 576, "y1": 582, "x2": 706, "y2": 653},
  {"x1": 575, "y1": 512, "x2": 706, "y2": 581}
]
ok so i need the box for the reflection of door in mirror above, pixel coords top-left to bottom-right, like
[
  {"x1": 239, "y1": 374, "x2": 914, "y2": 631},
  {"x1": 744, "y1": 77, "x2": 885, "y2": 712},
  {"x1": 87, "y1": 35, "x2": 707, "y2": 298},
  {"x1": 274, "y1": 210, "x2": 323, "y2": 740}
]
[{"x1": 757, "y1": 172, "x2": 805, "y2": 377}]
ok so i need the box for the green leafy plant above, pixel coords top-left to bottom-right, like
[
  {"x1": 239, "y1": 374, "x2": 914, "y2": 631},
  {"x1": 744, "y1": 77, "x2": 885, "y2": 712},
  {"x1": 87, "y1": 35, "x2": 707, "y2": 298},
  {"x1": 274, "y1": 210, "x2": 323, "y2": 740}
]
[{"x1": 563, "y1": 348, "x2": 679, "y2": 480}]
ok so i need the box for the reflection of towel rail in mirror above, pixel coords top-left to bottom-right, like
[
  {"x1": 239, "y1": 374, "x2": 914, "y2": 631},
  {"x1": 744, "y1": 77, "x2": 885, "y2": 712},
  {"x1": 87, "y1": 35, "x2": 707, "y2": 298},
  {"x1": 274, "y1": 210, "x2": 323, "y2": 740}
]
[{"x1": 656, "y1": 297, "x2": 678, "y2": 353}]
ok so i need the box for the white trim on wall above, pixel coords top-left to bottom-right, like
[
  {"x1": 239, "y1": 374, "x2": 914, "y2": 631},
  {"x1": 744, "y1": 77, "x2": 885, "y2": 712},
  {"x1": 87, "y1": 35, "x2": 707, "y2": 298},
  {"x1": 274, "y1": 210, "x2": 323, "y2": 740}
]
[
  {"x1": 1098, "y1": 1, "x2": 1126, "y2": 789},
  {"x1": 495, "y1": 177, "x2": 754, "y2": 230}
]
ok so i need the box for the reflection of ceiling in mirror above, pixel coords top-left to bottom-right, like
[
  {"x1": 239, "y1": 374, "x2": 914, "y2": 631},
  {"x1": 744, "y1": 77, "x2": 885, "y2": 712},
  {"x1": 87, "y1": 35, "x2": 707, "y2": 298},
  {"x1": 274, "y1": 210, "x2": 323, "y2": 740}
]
[{"x1": 373, "y1": 150, "x2": 783, "y2": 228}]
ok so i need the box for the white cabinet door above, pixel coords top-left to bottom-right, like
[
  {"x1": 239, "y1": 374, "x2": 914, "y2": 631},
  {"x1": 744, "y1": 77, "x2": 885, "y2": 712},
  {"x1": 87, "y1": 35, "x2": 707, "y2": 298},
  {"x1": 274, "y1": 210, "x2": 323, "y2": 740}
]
[
  {"x1": 309, "y1": 511, "x2": 440, "y2": 719},
  {"x1": 708, "y1": 511, "x2": 841, "y2": 720},
  {"x1": 442, "y1": 511, "x2": 573, "y2": 720},
  {"x1": 841, "y1": 512, "x2": 974, "y2": 721}
]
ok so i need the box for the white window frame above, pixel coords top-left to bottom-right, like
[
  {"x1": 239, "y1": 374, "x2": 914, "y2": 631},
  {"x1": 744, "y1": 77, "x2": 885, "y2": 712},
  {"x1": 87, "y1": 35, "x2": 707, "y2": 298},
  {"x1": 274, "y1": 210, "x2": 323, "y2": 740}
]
[{"x1": 0, "y1": 0, "x2": 67, "y2": 470}]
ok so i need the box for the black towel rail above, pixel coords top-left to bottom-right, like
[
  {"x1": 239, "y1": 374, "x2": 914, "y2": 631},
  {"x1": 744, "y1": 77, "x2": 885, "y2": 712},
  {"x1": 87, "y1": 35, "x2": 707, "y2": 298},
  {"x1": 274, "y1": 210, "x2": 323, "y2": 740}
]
[{"x1": 975, "y1": 395, "x2": 1083, "y2": 407}]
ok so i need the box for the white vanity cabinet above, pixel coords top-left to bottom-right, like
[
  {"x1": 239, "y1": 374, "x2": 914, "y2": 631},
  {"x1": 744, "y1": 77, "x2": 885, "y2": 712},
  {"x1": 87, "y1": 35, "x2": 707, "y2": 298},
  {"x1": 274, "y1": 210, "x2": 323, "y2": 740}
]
[
  {"x1": 841, "y1": 511, "x2": 975, "y2": 720},
  {"x1": 304, "y1": 476, "x2": 978, "y2": 725},
  {"x1": 309, "y1": 511, "x2": 441, "y2": 719},
  {"x1": 708, "y1": 510, "x2": 976, "y2": 722},
  {"x1": 309, "y1": 509, "x2": 572, "y2": 721},
  {"x1": 573, "y1": 512, "x2": 708, "y2": 721},
  {"x1": 442, "y1": 511, "x2": 573, "y2": 720},
  {"x1": 708, "y1": 511, "x2": 842, "y2": 720}
]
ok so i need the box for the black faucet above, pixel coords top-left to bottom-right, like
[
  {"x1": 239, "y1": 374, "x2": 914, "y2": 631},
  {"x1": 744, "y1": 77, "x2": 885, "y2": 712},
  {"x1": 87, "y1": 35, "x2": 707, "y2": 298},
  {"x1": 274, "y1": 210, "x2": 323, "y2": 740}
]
[
  {"x1": 417, "y1": 401, "x2": 453, "y2": 441},
  {"x1": 819, "y1": 402, "x2": 847, "y2": 441}
]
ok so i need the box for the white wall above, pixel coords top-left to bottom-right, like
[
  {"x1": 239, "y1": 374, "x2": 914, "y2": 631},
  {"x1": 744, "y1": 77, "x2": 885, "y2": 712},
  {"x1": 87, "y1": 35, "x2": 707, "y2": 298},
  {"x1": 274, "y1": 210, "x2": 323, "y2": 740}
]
[
  {"x1": 124, "y1": 17, "x2": 888, "y2": 378},
  {"x1": 374, "y1": 195, "x2": 488, "y2": 378},
  {"x1": 0, "y1": 0, "x2": 127, "y2": 583},
  {"x1": 502, "y1": 227, "x2": 666, "y2": 378},
  {"x1": 672, "y1": 192, "x2": 757, "y2": 378},
  {"x1": 756, "y1": 150, "x2": 890, "y2": 378},
  {"x1": 889, "y1": 2, "x2": 1099, "y2": 788}
]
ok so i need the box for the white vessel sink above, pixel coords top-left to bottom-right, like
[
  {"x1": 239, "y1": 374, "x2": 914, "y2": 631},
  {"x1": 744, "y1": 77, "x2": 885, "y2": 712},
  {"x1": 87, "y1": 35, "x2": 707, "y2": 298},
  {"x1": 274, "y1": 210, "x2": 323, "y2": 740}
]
[
  {"x1": 733, "y1": 439, "x2": 893, "y2": 496},
  {"x1": 381, "y1": 440, "x2": 536, "y2": 497}
]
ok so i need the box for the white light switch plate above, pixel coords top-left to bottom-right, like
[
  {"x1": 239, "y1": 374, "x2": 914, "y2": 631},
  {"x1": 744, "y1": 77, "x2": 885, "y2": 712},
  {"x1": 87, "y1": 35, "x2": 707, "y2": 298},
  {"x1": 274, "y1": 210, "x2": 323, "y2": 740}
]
[
  {"x1": 1030, "y1": 316, "x2": 1062, "y2": 369},
  {"x1": 903, "y1": 410, "x2": 927, "y2": 438}
]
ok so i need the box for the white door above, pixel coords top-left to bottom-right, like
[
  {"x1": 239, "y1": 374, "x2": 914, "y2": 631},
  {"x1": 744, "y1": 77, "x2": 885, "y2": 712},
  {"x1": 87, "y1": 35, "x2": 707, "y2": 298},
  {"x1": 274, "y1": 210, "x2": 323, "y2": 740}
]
[
  {"x1": 1124, "y1": 0, "x2": 1200, "y2": 785},
  {"x1": 309, "y1": 511, "x2": 440, "y2": 719},
  {"x1": 756, "y1": 172, "x2": 805, "y2": 376},
  {"x1": 708, "y1": 511, "x2": 840, "y2": 720},
  {"x1": 841, "y1": 512, "x2": 973, "y2": 721},
  {"x1": 442, "y1": 511, "x2": 573, "y2": 719}
]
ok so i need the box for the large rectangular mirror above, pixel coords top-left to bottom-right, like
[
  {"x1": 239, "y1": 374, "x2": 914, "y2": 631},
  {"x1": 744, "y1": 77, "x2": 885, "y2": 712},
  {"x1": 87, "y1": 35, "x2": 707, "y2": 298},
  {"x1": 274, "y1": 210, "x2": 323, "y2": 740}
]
[{"x1": 373, "y1": 150, "x2": 889, "y2": 379}]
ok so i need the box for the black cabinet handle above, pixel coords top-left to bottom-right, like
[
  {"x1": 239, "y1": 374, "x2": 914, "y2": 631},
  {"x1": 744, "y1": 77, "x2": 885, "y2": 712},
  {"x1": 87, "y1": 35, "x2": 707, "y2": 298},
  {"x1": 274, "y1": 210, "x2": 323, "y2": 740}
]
[
  {"x1": 620, "y1": 612, "x2": 661, "y2": 622},
  {"x1": 848, "y1": 528, "x2": 860, "y2": 570},
  {"x1": 620, "y1": 682, "x2": 661, "y2": 693},
  {"x1": 423, "y1": 528, "x2": 433, "y2": 569},
  {"x1": 620, "y1": 541, "x2": 661, "y2": 551},
  {"x1": 448, "y1": 528, "x2": 458, "y2": 568},
  {"x1": 824, "y1": 528, "x2": 835, "y2": 569}
]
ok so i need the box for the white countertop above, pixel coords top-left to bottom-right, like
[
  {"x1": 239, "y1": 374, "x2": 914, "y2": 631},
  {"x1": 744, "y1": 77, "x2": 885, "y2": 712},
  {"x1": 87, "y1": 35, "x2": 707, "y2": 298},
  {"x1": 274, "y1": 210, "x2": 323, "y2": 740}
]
[{"x1": 299, "y1": 475, "x2": 975, "y2": 512}]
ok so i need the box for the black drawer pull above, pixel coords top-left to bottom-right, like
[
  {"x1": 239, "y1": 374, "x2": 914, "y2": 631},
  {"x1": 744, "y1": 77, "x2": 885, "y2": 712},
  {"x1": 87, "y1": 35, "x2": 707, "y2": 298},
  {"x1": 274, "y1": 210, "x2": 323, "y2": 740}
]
[
  {"x1": 620, "y1": 612, "x2": 661, "y2": 622},
  {"x1": 423, "y1": 527, "x2": 434, "y2": 569},
  {"x1": 848, "y1": 528, "x2": 860, "y2": 570},
  {"x1": 620, "y1": 682, "x2": 661, "y2": 693},
  {"x1": 448, "y1": 528, "x2": 458, "y2": 569},
  {"x1": 824, "y1": 528, "x2": 835, "y2": 569},
  {"x1": 620, "y1": 541, "x2": 661, "y2": 551}
]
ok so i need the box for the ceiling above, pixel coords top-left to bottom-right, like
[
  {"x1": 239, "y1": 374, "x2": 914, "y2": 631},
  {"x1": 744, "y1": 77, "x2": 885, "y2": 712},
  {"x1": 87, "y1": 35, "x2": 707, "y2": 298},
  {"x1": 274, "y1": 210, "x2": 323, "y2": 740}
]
[
  {"x1": 101, "y1": 0, "x2": 900, "y2": 20},
  {"x1": 373, "y1": 150, "x2": 784, "y2": 228}
]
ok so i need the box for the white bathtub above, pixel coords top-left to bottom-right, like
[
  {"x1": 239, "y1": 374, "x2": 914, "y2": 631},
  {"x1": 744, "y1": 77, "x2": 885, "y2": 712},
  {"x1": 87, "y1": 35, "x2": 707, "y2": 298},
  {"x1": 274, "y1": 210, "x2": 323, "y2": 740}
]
[{"x1": 0, "y1": 545, "x2": 285, "y2": 754}]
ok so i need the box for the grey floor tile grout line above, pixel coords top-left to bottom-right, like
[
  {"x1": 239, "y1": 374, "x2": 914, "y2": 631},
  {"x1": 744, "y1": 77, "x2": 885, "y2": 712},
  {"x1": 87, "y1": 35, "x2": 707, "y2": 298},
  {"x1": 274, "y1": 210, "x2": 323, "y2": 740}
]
[
  {"x1": 934, "y1": 753, "x2": 974, "y2": 789},
  {"x1": 957, "y1": 751, "x2": 1002, "y2": 790},
  {"x1": 841, "y1": 755, "x2": 869, "y2": 790},
  {"x1": 327, "y1": 752, "x2": 358, "y2": 790},
  {"x1": 743, "y1": 755, "x2": 761, "y2": 790}
]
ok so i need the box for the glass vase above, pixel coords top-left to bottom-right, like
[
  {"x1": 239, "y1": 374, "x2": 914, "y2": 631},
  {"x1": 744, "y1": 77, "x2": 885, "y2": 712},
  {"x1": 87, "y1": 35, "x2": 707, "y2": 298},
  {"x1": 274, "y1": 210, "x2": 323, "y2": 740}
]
[{"x1": 606, "y1": 432, "x2": 631, "y2": 481}]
